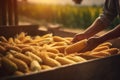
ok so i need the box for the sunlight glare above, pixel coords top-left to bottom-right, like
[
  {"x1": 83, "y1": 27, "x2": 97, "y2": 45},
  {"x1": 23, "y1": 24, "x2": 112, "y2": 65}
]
[
  {"x1": 28, "y1": 0, "x2": 74, "y2": 5},
  {"x1": 29, "y1": 0, "x2": 60, "y2": 4}
]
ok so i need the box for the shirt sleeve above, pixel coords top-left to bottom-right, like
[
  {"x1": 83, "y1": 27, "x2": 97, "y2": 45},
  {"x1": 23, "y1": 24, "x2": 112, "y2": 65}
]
[{"x1": 99, "y1": 0, "x2": 118, "y2": 25}]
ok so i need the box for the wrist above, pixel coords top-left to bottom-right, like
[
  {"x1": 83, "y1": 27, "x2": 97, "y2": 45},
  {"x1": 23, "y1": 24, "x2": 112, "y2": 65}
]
[
  {"x1": 97, "y1": 36, "x2": 106, "y2": 43},
  {"x1": 83, "y1": 32, "x2": 93, "y2": 39}
]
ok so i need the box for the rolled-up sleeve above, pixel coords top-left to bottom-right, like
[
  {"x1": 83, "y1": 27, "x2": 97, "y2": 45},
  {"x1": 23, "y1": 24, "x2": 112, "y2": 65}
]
[{"x1": 99, "y1": 0, "x2": 118, "y2": 25}]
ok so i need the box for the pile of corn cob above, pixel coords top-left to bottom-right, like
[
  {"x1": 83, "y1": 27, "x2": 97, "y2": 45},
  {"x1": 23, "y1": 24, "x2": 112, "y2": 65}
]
[{"x1": 0, "y1": 32, "x2": 119, "y2": 76}]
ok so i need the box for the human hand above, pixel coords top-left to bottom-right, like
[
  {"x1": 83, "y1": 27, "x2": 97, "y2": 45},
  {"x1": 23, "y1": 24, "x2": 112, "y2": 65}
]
[
  {"x1": 72, "y1": 33, "x2": 88, "y2": 43},
  {"x1": 72, "y1": 0, "x2": 83, "y2": 4},
  {"x1": 79, "y1": 37, "x2": 102, "y2": 52}
]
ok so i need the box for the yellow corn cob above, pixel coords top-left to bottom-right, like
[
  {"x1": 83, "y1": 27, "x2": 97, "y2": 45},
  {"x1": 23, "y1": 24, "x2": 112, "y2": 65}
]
[
  {"x1": 16, "y1": 32, "x2": 26, "y2": 41},
  {"x1": 1, "y1": 57, "x2": 18, "y2": 74},
  {"x1": 0, "y1": 42, "x2": 10, "y2": 48},
  {"x1": 90, "y1": 51, "x2": 110, "y2": 57},
  {"x1": 42, "y1": 33, "x2": 53, "y2": 38},
  {"x1": 38, "y1": 38, "x2": 53, "y2": 46},
  {"x1": 40, "y1": 53, "x2": 61, "y2": 67},
  {"x1": 53, "y1": 36, "x2": 71, "y2": 44},
  {"x1": 8, "y1": 37, "x2": 15, "y2": 45},
  {"x1": 64, "y1": 39, "x2": 71, "y2": 45},
  {"x1": 55, "y1": 56, "x2": 76, "y2": 65},
  {"x1": 65, "y1": 39, "x2": 87, "y2": 54},
  {"x1": 49, "y1": 42, "x2": 67, "y2": 47},
  {"x1": 41, "y1": 65, "x2": 52, "y2": 70},
  {"x1": 46, "y1": 48, "x2": 59, "y2": 54},
  {"x1": 9, "y1": 57, "x2": 29, "y2": 73},
  {"x1": 57, "y1": 53, "x2": 65, "y2": 57},
  {"x1": 44, "y1": 57, "x2": 61, "y2": 67},
  {"x1": 30, "y1": 60, "x2": 41, "y2": 72},
  {"x1": 26, "y1": 43, "x2": 38, "y2": 46},
  {"x1": 32, "y1": 46, "x2": 43, "y2": 51},
  {"x1": 92, "y1": 46, "x2": 109, "y2": 52},
  {"x1": 64, "y1": 37, "x2": 73, "y2": 42},
  {"x1": 14, "y1": 71, "x2": 24, "y2": 76},
  {"x1": 34, "y1": 35, "x2": 41, "y2": 40},
  {"x1": 0, "y1": 36, "x2": 7, "y2": 42},
  {"x1": 65, "y1": 56, "x2": 87, "y2": 62},
  {"x1": 47, "y1": 52, "x2": 57, "y2": 59},
  {"x1": 53, "y1": 36, "x2": 65, "y2": 42},
  {"x1": 9, "y1": 50, "x2": 19, "y2": 55},
  {"x1": 25, "y1": 51, "x2": 42, "y2": 63},
  {"x1": 40, "y1": 44, "x2": 50, "y2": 52},
  {"x1": 78, "y1": 54, "x2": 99, "y2": 60},
  {"x1": 31, "y1": 50, "x2": 42, "y2": 59},
  {"x1": 103, "y1": 48, "x2": 119, "y2": 55},
  {"x1": 22, "y1": 46, "x2": 34, "y2": 53},
  {"x1": 13, "y1": 53, "x2": 32, "y2": 66},
  {"x1": 22, "y1": 36, "x2": 32, "y2": 43},
  {"x1": 53, "y1": 46, "x2": 66, "y2": 53},
  {"x1": 98, "y1": 42, "x2": 112, "y2": 47},
  {"x1": 14, "y1": 38, "x2": 21, "y2": 44},
  {"x1": 6, "y1": 45, "x2": 22, "y2": 52},
  {"x1": 83, "y1": 51, "x2": 92, "y2": 55},
  {"x1": 6, "y1": 52, "x2": 14, "y2": 58},
  {"x1": 16, "y1": 44, "x2": 29, "y2": 49},
  {"x1": 0, "y1": 45, "x2": 6, "y2": 53}
]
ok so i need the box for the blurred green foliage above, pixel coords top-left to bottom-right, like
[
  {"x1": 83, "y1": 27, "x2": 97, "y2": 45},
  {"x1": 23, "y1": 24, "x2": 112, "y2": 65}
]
[{"x1": 18, "y1": 2, "x2": 119, "y2": 29}]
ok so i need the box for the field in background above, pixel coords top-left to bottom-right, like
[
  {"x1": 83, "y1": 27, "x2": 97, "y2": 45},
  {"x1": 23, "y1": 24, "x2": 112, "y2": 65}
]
[{"x1": 18, "y1": 2, "x2": 119, "y2": 30}]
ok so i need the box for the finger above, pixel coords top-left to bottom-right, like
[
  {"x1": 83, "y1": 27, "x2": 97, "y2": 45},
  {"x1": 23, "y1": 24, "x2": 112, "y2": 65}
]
[
  {"x1": 72, "y1": 36, "x2": 78, "y2": 43},
  {"x1": 79, "y1": 45, "x2": 94, "y2": 53},
  {"x1": 72, "y1": 38, "x2": 77, "y2": 43},
  {"x1": 72, "y1": 36, "x2": 82, "y2": 43},
  {"x1": 79, "y1": 47, "x2": 89, "y2": 53}
]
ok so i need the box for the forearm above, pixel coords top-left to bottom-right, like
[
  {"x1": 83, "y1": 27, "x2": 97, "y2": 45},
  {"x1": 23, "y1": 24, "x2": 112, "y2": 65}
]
[
  {"x1": 99, "y1": 24, "x2": 120, "y2": 43},
  {"x1": 84, "y1": 17, "x2": 109, "y2": 38}
]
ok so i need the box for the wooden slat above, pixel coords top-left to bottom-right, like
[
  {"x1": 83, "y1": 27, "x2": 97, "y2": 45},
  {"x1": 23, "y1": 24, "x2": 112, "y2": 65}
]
[
  {"x1": 1, "y1": 0, "x2": 7, "y2": 25},
  {"x1": 13, "y1": 0, "x2": 18, "y2": 25},
  {"x1": 0, "y1": 0, "x2": 19, "y2": 26},
  {"x1": 0, "y1": 0, "x2": 2, "y2": 25},
  {"x1": 7, "y1": 0, "x2": 14, "y2": 25}
]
